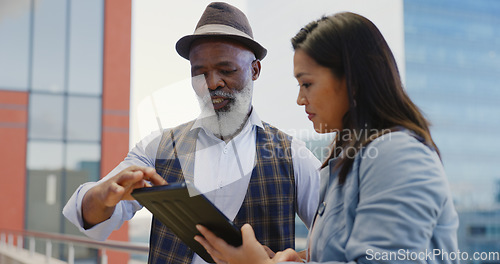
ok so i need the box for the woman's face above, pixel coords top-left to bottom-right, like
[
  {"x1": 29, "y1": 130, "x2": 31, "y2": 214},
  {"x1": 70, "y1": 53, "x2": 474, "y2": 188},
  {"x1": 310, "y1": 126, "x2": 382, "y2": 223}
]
[{"x1": 294, "y1": 49, "x2": 349, "y2": 133}]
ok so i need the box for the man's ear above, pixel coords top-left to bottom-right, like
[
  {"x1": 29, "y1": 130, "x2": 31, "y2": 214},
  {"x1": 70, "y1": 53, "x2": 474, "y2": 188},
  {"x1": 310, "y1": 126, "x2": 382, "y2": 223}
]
[{"x1": 251, "y1": 59, "x2": 261, "y2": 81}]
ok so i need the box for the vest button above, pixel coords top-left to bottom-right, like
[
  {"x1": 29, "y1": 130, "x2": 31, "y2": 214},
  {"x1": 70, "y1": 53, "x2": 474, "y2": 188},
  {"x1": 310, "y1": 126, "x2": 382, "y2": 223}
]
[{"x1": 318, "y1": 202, "x2": 326, "y2": 216}]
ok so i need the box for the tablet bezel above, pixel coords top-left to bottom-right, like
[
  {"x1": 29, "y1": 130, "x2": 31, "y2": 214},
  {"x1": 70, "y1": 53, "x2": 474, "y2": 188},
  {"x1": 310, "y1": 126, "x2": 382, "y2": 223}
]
[{"x1": 131, "y1": 182, "x2": 242, "y2": 263}]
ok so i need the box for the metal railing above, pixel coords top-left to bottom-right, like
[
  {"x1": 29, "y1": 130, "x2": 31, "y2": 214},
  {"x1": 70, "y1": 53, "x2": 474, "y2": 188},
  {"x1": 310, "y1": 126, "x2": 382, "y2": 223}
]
[{"x1": 0, "y1": 229, "x2": 148, "y2": 264}]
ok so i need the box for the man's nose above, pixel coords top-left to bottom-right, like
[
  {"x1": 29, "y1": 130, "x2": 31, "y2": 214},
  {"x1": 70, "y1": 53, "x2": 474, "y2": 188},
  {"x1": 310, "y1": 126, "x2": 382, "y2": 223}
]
[{"x1": 205, "y1": 72, "x2": 224, "y2": 90}]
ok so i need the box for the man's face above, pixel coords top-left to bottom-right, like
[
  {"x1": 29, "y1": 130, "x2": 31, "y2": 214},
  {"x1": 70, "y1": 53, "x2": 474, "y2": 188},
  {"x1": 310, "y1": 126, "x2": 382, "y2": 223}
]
[{"x1": 189, "y1": 39, "x2": 260, "y2": 113}]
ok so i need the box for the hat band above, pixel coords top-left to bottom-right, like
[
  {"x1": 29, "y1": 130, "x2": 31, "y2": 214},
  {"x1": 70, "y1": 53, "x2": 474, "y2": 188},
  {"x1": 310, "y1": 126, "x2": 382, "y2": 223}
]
[{"x1": 193, "y1": 24, "x2": 253, "y2": 40}]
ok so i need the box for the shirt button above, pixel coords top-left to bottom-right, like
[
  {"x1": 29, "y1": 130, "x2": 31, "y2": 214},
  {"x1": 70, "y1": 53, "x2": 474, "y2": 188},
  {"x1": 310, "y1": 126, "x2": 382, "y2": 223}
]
[{"x1": 223, "y1": 148, "x2": 228, "y2": 154}]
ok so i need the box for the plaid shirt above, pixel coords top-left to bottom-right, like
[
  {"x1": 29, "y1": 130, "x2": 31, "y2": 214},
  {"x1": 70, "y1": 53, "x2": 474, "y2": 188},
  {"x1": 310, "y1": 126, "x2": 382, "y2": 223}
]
[{"x1": 149, "y1": 120, "x2": 295, "y2": 264}]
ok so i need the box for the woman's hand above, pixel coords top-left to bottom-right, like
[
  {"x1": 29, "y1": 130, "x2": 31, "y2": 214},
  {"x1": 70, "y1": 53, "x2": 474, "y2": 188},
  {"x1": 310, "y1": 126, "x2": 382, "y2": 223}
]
[
  {"x1": 273, "y1": 248, "x2": 303, "y2": 262},
  {"x1": 195, "y1": 224, "x2": 275, "y2": 264}
]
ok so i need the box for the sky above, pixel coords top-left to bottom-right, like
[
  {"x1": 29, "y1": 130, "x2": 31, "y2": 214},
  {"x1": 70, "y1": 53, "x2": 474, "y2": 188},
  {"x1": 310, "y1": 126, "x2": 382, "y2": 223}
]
[{"x1": 129, "y1": 0, "x2": 405, "y2": 147}]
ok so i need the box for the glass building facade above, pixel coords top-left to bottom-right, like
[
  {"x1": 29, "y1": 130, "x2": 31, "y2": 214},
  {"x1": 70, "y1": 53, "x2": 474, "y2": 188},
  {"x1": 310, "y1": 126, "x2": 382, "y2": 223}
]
[
  {"x1": 0, "y1": 0, "x2": 131, "y2": 262},
  {"x1": 404, "y1": 0, "x2": 500, "y2": 259},
  {"x1": 0, "y1": 0, "x2": 103, "y2": 260}
]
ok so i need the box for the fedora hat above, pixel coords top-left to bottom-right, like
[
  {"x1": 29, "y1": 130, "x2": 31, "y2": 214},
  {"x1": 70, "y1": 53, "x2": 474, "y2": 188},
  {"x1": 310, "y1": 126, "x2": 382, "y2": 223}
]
[{"x1": 176, "y1": 2, "x2": 267, "y2": 60}]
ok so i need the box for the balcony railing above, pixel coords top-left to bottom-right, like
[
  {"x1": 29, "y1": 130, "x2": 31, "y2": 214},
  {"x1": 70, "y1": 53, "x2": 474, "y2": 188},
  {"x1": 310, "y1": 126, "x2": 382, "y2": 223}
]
[{"x1": 0, "y1": 229, "x2": 148, "y2": 264}]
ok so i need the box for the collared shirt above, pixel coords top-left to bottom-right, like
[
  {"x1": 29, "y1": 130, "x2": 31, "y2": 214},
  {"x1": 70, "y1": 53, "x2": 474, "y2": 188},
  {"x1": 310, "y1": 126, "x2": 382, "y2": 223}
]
[{"x1": 63, "y1": 109, "x2": 321, "y2": 264}]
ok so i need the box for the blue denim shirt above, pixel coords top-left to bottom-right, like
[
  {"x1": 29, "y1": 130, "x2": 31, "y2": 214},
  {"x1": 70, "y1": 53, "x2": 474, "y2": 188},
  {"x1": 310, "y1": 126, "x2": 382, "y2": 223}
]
[{"x1": 301, "y1": 130, "x2": 459, "y2": 264}]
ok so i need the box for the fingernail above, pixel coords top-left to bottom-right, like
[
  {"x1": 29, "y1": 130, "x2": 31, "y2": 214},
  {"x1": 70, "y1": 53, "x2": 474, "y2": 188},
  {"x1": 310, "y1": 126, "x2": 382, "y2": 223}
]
[{"x1": 196, "y1": 225, "x2": 202, "y2": 231}]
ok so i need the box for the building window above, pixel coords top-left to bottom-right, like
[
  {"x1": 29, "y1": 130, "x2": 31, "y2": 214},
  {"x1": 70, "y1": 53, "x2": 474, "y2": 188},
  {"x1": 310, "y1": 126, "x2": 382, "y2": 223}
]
[
  {"x1": 67, "y1": 0, "x2": 104, "y2": 96},
  {"x1": 469, "y1": 226, "x2": 486, "y2": 237},
  {"x1": 0, "y1": 0, "x2": 31, "y2": 90},
  {"x1": 31, "y1": 0, "x2": 67, "y2": 93},
  {"x1": 29, "y1": 94, "x2": 65, "y2": 140},
  {"x1": 67, "y1": 96, "x2": 102, "y2": 141}
]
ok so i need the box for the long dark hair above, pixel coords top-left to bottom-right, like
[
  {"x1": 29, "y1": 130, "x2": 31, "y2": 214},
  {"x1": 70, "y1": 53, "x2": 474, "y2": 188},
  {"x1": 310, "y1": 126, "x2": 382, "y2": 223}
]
[{"x1": 291, "y1": 12, "x2": 439, "y2": 184}]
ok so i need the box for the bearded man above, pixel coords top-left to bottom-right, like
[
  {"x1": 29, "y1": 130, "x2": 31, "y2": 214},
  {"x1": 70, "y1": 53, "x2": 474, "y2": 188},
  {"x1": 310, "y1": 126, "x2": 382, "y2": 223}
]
[{"x1": 63, "y1": 2, "x2": 320, "y2": 264}]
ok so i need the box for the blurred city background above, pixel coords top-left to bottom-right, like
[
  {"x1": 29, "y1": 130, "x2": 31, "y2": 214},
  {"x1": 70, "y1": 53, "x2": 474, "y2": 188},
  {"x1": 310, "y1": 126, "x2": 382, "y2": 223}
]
[{"x1": 0, "y1": 0, "x2": 499, "y2": 263}]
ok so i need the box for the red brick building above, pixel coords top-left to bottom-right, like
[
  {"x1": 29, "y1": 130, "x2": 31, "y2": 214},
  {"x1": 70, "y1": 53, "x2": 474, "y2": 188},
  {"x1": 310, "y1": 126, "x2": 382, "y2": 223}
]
[{"x1": 0, "y1": 0, "x2": 132, "y2": 262}]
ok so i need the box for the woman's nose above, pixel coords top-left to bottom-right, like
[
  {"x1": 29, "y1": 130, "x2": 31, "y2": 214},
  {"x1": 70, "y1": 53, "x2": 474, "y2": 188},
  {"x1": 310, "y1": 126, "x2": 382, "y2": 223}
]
[{"x1": 297, "y1": 91, "x2": 307, "y2": 106}]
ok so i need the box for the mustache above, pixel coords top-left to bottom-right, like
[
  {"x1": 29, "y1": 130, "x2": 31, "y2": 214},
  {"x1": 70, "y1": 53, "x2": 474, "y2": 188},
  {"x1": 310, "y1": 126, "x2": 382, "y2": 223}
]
[
  {"x1": 210, "y1": 90, "x2": 236, "y2": 99},
  {"x1": 198, "y1": 90, "x2": 235, "y2": 106}
]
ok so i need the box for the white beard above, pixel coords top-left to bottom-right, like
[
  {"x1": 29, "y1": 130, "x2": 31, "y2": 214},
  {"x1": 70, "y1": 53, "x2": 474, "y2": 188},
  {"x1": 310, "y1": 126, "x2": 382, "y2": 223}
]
[{"x1": 193, "y1": 75, "x2": 253, "y2": 139}]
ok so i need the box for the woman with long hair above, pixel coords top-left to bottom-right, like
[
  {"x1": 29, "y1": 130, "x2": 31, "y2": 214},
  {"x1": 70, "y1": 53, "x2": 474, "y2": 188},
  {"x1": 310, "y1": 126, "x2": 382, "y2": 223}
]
[{"x1": 195, "y1": 12, "x2": 459, "y2": 264}]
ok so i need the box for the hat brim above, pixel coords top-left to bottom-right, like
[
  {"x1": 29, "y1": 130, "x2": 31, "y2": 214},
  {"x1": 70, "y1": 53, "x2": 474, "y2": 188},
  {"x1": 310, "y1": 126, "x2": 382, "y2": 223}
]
[{"x1": 176, "y1": 34, "x2": 267, "y2": 61}]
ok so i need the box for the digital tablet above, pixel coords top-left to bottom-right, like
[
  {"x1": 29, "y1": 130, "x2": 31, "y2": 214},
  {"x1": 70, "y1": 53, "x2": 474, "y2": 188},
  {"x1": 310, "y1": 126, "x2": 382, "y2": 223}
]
[{"x1": 131, "y1": 182, "x2": 242, "y2": 263}]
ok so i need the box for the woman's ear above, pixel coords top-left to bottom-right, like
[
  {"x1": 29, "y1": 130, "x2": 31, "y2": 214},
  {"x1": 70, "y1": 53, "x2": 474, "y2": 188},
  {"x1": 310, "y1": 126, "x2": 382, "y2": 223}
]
[{"x1": 251, "y1": 60, "x2": 261, "y2": 81}]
